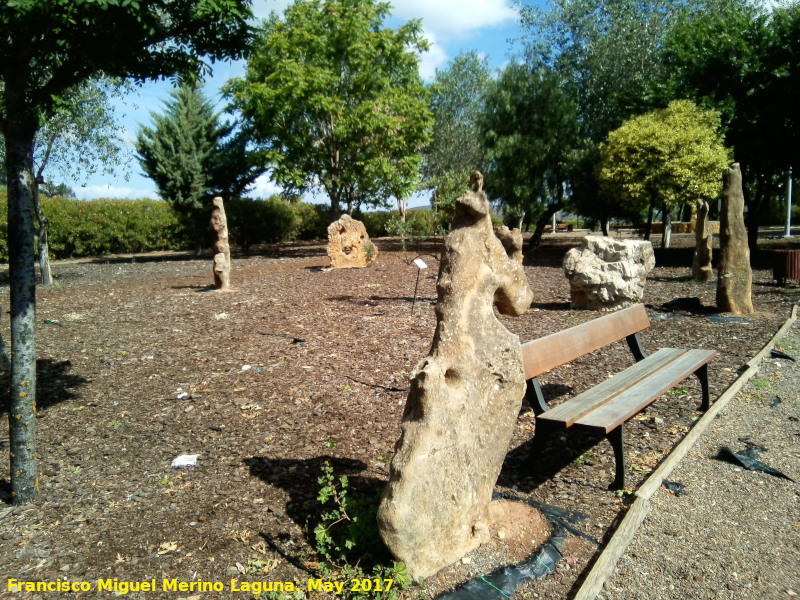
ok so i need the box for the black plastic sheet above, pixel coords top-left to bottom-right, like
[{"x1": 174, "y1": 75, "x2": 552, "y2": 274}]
[{"x1": 716, "y1": 446, "x2": 795, "y2": 482}]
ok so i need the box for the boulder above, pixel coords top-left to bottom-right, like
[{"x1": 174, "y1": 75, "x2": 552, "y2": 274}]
[
  {"x1": 563, "y1": 236, "x2": 655, "y2": 310},
  {"x1": 210, "y1": 197, "x2": 231, "y2": 291},
  {"x1": 327, "y1": 215, "x2": 377, "y2": 268},
  {"x1": 716, "y1": 163, "x2": 754, "y2": 314},
  {"x1": 377, "y1": 185, "x2": 533, "y2": 580}
]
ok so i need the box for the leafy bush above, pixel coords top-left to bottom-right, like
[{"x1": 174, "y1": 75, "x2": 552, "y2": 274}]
[
  {"x1": 0, "y1": 192, "x2": 192, "y2": 261},
  {"x1": 290, "y1": 202, "x2": 330, "y2": 241},
  {"x1": 225, "y1": 196, "x2": 298, "y2": 244}
]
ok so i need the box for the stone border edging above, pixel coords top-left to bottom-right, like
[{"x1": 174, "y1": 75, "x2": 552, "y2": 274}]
[{"x1": 573, "y1": 304, "x2": 799, "y2": 600}]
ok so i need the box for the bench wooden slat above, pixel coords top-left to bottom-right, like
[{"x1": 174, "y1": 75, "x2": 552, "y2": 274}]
[
  {"x1": 535, "y1": 348, "x2": 687, "y2": 427},
  {"x1": 573, "y1": 348, "x2": 717, "y2": 433},
  {"x1": 522, "y1": 304, "x2": 651, "y2": 379}
]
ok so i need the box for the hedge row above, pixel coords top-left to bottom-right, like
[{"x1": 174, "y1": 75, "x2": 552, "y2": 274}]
[{"x1": 0, "y1": 192, "x2": 451, "y2": 262}]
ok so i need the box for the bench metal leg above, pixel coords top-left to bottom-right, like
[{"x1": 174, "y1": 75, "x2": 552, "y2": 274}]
[
  {"x1": 530, "y1": 419, "x2": 557, "y2": 463},
  {"x1": 694, "y1": 364, "x2": 711, "y2": 411},
  {"x1": 608, "y1": 425, "x2": 626, "y2": 490},
  {"x1": 526, "y1": 378, "x2": 549, "y2": 415}
]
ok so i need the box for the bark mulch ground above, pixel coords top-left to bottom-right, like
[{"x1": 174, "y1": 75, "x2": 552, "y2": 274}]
[{"x1": 1, "y1": 232, "x2": 798, "y2": 600}]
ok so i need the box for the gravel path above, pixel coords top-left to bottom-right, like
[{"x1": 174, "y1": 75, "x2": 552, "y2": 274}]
[{"x1": 597, "y1": 315, "x2": 800, "y2": 600}]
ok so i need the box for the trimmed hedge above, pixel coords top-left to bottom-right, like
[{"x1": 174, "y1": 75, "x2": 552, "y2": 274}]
[{"x1": 1, "y1": 193, "x2": 496, "y2": 262}]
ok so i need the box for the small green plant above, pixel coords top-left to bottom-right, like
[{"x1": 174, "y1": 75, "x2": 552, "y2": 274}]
[
  {"x1": 324, "y1": 441, "x2": 338, "y2": 448},
  {"x1": 667, "y1": 386, "x2": 689, "y2": 396},
  {"x1": 385, "y1": 216, "x2": 413, "y2": 259},
  {"x1": 110, "y1": 421, "x2": 123, "y2": 428},
  {"x1": 574, "y1": 450, "x2": 597, "y2": 465},
  {"x1": 313, "y1": 461, "x2": 410, "y2": 599},
  {"x1": 377, "y1": 456, "x2": 391, "y2": 462},
  {"x1": 117, "y1": 350, "x2": 128, "y2": 356},
  {"x1": 159, "y1": 477, "x2": 171, "y2": 486},
  {"x1": 364, "y1": 242, "x2": 375, "y2": 263},
  {"x1": 751, "y1": 377, "x2": 771, "y2": 390}
]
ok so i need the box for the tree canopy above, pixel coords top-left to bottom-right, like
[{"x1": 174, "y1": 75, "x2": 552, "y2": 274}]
[
  {"x1": 481, "y1": 63, "x2": 580, "y2": 248},
  {"x1": 423, "y1": 51, "x2": 491, "y2": 224},
  {"x1": 598, "y1": 100, "x2": 732, "y2": 246},
  {"x1": 0, "y1": 0, "x2": 253, "y2": 505},
  {"x1": 226, "y1": 0, "x2": 432, "y2": 220},
  {"x1": 660, "y1": 0, "x2": 800, "y2": 247},
  {"x1": 136, "y1": 83, "x2": 260, "y2": 254}
]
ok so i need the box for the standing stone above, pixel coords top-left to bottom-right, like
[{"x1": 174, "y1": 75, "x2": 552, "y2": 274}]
[
  {"x1": 210, "y1": 196, "x2": 231, "y2": 291},
  {"x1": 716, "y1": 163, "x2": 754, "y2": 314},
  {"x1": 563, "y1": 236, "x2": 655, "y2": 310},
  {"x1": 692, "y1": 201, "x2": 714, "y2": 282},
  {"x1": 327, "y1": 214, "x2": 378, "y2": 268},
  {"x1": 377, "y1": 184, "x2": 533, "y2": 580}
]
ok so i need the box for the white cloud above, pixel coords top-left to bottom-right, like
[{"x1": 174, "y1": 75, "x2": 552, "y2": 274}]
[
  {"x1": 417, "y1": 30, "x2": 449, "y2": 80},
  {"x1": 75, "y1": 184, "x2": 158, "y2": 201},
  {"x1": 246, "y1": 174, "x2": 284, "y2": 199},
  {"x1": 392, "y1": 0, "x2": 517, "y2": 39}
]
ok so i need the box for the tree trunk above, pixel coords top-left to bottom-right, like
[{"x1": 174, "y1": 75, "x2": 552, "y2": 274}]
[
  {"x1": 5, "y1": 127, "x2": 39, "y2": 504},
  {"x1": 644, "y1": 202, "x2": 654, "y2": 241},
  {"x1": 601, "y1": 216, "x2": 609, "y2": 236},
  {"x1": 32, "y1": 182, "x2": 53, "y2": 285},
  {"x1": 661, "y1": 202, "x2": 672, "y2": 248},
  {"x1": 528, "y1": 202, "x2": 563, "y2": 251}
]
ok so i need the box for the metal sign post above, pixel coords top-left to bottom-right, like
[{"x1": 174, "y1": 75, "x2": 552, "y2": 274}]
[{"x1": 411, "y1": 257, "x2": 427, "y2": 313}]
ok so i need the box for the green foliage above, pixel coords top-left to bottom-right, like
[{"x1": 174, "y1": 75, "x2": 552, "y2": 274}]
[
  {"x1": 226, "y1": 0, "x2": 433, "y2": 219},
  {"x1": 597, "y1": 100, "x2": 732, "y2": 218},
  {"x1": 424, "y1": 52, "x2": 491, "y2": 219},
  {"x1": 521, "y1": 0, "x2": 682, "y2": 142},
  {"x1": 481, "y1": 63, "x2": 580, "y2": 241},
  {"x1": 289, "y1": 202, "x2": 330, "y2": 241},
  {"x1": 135, "y1": 83, "x2": 260, "y2": 250},
  {"x1": 225, "y1": 197, "x2": 298, "y2": 245},
  {"x1": 313, "y1": 461, "x2": 410, "y2": 600},
  {"x1": 0, "y1": 194, "x2": 191, "y2": 261},
  {"x1": 660, "y1": 0, "x2": 800, "y2": 246}
]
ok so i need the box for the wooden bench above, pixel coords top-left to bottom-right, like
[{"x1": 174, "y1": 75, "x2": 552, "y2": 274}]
[
  {"x1": 543, "y1": 223, "x2": 574, "y2": 233},
  {"x1": 522, "y1": 304, "x2": 717, "y2": 489}
]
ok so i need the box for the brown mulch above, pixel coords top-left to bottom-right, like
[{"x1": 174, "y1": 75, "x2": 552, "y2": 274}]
[{"x1": 1, "y1": 232, "x2": 798, "y2": 599}]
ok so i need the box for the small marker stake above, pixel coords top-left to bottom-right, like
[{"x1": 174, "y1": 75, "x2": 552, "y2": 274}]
[{"x1": 411, "y1": 257, "x2": 428, "y2": 313}]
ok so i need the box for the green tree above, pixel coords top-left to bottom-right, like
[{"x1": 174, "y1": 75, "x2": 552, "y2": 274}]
[
  {"x1": 0, "y1": 0, "x2": 252, "y2": 505},
  {"x1": 226, "y1": 0, "x2": 432, "y2": 221},
  {"x1": 423, "y1": 51, "x2": 491, "y2": 227},
  {"x1": 136, "y1": 83, "x2": 260, "y2": 254},
  {"x1": 1, "y1": 76, "x2": 129, "y2": 284},
  {"x1": 661, "y1": 0, "x2": 800, "y2": 248},
  {"x1": 597, "y1": 100, "x2": 732, "y2": 247},
  {"x1": 481, "y1": 63, "x2": 580, "y2": 249},
  {"x1": 520, "y1": 0, "x2": 688, "y2": 233}
]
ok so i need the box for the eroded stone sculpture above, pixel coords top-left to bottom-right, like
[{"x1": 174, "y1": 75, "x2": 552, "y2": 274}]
[
  {"x1": 563, "y1": 236, "x2": 655, "y2": 310},
  {"x1": 377, "y1": 183, "x2": 533, "y2": 580},
  {"x1": 692, "y1": 201, "x2": 714, "y2": 282},
  {"x1": 716, "y1": 163, "x2": 754, "y2": 314},
  {"x1": 327, "y1": 214, "x2": 377, "y2": 269},
  {"x1": 210, "y1": 196, "x2": 231, "y2": 291}
]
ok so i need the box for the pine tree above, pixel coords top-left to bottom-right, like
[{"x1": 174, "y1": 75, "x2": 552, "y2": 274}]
[{"x1": 136, "y1": 84, "x2": 258, "y2": 254}]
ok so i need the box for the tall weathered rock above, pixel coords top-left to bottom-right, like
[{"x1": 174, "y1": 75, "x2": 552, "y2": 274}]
[
  {"x1": 327, "y1": 214, "x2": 378, "y2": 268},
  {"x1": 692, "y1": 201, "x2": 714, "y2": 282},
  {"x1": 210, "y1": 197, "x2": 231, "y2": 291},
  {"x1": 563, "y1": 236, "x2": 655, "y2": 310},
  {"x1": 716, "y1": 163, "x2": 754, "y2": 314},
  {"x1": 377, "y1": 185, "x2": 533, "y2": 580}
]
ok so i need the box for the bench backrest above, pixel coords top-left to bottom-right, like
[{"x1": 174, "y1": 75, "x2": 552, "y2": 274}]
[{"x1": 521, "y1": 304, "x2": 650, "y2": 379}]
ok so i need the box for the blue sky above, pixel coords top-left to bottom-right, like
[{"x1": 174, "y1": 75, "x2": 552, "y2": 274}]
[{"x1": 69, "y1": 0, "x2": 530, "y2": 206}]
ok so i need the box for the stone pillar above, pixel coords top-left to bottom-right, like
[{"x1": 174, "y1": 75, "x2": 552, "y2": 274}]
[
  {"x1": 327, "y1": 214, "x2": 378, "y2": 268},
  {"x1": 692, "y1": 201, "x2": 714, "y2": 282},
  {"x1": 716, "y1": 164, "x2": 754, "y2": 314},
  {"x1": 377, "y1": 183, "x2": 533, "y2": 580},
  {"x1": 210, "y1": 196, "x2": 231, "y2": 291}
]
